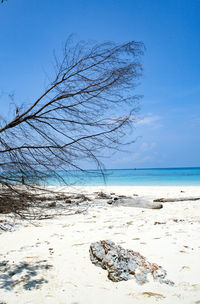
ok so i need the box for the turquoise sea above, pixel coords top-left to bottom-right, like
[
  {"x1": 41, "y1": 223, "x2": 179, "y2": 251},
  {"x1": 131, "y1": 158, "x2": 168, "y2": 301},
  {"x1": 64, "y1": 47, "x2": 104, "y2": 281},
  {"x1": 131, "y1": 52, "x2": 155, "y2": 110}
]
[{"x1": 47, "y1": 167, "x2": 200, "y2": 186}]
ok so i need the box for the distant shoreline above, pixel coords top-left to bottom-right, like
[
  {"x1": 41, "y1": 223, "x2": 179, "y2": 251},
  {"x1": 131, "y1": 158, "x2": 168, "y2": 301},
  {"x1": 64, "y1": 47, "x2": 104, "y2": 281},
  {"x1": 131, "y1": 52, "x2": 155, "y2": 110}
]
[{"x1": 44, "y1": 167, "x2": 200, "y2": 187}]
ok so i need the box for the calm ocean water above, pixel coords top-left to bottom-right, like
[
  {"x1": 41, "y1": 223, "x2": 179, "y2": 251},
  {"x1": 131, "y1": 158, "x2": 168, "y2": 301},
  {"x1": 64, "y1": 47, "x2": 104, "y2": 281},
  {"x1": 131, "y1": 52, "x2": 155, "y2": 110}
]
[{"x1": 46, "y1": 167, "x2": 200, "y2": 186}]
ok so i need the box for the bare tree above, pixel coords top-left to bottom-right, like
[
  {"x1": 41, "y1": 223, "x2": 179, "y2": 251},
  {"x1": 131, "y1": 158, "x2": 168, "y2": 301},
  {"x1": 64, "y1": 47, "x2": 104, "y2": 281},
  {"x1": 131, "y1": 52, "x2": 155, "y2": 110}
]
[{"x1": 0, "y1": 38, "x2": 144, "y2": 215}]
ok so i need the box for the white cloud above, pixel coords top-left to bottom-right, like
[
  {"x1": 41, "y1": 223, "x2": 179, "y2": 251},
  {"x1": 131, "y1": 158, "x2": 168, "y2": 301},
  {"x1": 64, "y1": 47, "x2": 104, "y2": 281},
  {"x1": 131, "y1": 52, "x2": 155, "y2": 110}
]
[
  {"x1": 140, "y1": 142, "x2": 156, "y2": 152},
  {"x1": 136, "y1": 114, "x2": 162, "y2": 129},
  {"x1": 119, "y1": 141, "x2": 157, "y2": 164}
]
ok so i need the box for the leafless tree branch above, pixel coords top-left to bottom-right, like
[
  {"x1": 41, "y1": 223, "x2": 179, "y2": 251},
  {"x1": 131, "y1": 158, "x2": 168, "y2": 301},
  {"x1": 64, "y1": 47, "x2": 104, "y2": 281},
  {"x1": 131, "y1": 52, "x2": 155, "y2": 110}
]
[{"x1": 0, "y1": 38, "x2": 144, "y2": 216}]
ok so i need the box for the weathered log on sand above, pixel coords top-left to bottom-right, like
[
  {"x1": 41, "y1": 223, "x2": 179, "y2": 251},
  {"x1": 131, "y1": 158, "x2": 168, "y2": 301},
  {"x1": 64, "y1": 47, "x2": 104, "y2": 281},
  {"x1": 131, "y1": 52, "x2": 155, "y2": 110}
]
[
  {"x1": 114, "y1": 198, "x2": 163, "y2": 209},
  {"x1": 153, "y1": 197, "x2": 200, "y2": 203}
]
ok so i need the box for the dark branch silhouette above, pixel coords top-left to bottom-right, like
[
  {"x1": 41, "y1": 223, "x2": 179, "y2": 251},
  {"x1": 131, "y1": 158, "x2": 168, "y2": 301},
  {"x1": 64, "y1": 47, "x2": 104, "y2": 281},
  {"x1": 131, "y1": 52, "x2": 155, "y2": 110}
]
[{"x1": 0, "y1": 38, "x2": 144, "y2": 216}]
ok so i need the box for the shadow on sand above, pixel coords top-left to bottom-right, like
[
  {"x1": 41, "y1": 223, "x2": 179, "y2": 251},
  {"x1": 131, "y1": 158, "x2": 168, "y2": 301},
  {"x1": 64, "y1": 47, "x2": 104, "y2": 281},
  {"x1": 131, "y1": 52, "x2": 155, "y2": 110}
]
[{"x1": 0, "y1": 260, "x2": 53, "y2": 291}]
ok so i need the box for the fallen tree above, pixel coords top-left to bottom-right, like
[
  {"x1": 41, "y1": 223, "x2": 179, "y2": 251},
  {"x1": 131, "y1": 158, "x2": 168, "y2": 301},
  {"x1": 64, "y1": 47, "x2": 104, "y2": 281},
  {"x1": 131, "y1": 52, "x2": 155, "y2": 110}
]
[{"x1": 0, "y1": 37, "x2": 144, "y2": 215}]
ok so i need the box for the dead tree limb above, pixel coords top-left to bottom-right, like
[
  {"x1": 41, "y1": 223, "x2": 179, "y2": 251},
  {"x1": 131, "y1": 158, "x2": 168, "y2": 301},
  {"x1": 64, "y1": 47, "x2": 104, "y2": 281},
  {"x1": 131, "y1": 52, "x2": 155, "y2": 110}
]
[
  {"x1": 154, "y1": 197, "x2": 200, "y2": 203},
  {"x1": 0, "y1": 37, "x2": 144, "y2": 214}
]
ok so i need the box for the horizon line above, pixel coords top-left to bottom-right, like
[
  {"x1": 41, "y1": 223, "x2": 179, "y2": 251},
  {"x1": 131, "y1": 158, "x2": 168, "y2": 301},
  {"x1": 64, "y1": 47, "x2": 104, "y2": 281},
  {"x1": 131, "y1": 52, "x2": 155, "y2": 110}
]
[{"x1": 76, "y1": 166, "x2": 200, "y2": 171}]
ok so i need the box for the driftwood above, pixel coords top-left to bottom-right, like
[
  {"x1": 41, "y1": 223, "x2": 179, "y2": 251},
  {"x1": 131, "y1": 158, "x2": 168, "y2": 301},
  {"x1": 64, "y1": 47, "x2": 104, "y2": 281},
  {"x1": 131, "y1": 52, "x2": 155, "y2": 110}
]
[
  {"x1": 113, "y1": 198, "x2": 163, "y2": 209},
  {"x1": 153, "y1": 197, "x2": 200, "y2": 203},
  {"x1": 0, "y1": 188, "x2": 166, "y2": 220},
  {"x1": 94, "y1": 192, "x2": 163, "y2": 209}
]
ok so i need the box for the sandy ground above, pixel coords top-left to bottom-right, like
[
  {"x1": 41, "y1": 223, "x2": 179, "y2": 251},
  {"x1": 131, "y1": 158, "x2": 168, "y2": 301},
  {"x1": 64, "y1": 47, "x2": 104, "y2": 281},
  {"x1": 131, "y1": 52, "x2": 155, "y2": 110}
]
[{"x1": 0, "y1": 185, "x2": 200, "y2": 304}]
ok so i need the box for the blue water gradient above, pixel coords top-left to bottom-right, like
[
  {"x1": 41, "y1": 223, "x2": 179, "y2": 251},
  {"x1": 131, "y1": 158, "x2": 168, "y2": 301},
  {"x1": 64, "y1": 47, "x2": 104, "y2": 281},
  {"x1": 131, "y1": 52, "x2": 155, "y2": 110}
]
[{"x1": 46, "y1": 167, "x2": 200, "y2": 186}]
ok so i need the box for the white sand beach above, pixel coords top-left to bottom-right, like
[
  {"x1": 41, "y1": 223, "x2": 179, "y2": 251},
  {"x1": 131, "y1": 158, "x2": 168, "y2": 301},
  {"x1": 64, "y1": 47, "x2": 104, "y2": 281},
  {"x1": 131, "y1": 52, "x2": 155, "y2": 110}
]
[{"x1": 0, "y1": 185, "x2": 200, "y2": 304}]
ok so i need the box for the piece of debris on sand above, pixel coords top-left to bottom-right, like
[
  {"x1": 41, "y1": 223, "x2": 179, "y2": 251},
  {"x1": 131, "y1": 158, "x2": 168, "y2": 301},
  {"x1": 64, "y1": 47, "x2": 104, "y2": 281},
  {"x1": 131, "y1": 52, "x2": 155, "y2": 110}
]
[{"x1": 90, "y1": 240, "x2": 174, "y2": 285}]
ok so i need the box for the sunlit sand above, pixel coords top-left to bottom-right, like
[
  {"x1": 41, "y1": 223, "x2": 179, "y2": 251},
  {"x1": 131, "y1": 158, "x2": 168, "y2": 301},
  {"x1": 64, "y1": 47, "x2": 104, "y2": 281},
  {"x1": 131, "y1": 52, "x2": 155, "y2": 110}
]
[{"x1": 0, "y1": 185, "x2": 200, "y2": 304}]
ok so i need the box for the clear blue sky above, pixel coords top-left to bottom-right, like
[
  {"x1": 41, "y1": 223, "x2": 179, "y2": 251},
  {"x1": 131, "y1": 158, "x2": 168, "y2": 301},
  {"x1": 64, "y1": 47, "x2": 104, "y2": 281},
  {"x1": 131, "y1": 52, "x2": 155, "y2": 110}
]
[{"x1": 0, "y1": 0, "x2": 200, "y2": 169}]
